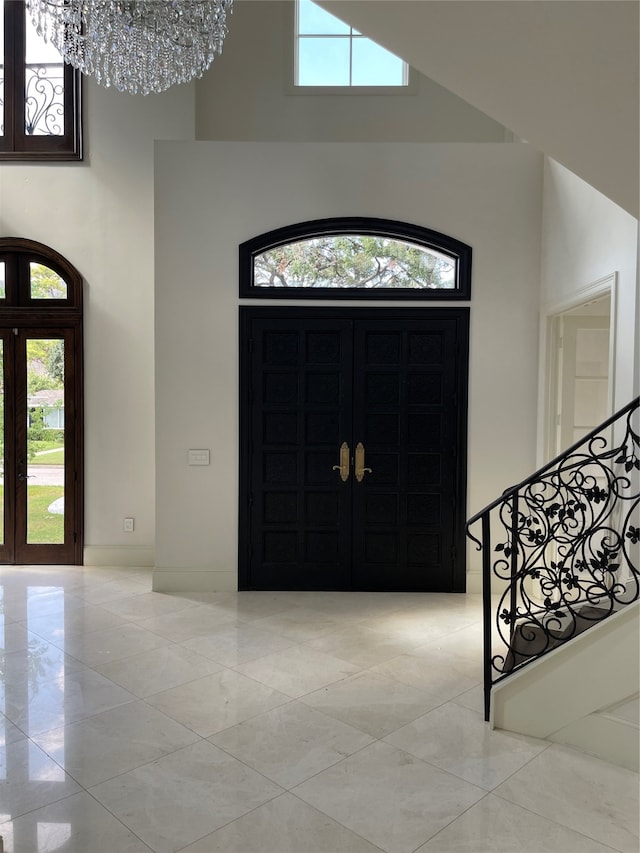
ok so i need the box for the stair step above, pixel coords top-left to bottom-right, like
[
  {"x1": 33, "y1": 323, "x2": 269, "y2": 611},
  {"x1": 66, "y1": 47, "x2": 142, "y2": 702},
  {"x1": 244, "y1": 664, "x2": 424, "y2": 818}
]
[{"x1": 505, "y1": 605, "x2": 609, "y2": 672}]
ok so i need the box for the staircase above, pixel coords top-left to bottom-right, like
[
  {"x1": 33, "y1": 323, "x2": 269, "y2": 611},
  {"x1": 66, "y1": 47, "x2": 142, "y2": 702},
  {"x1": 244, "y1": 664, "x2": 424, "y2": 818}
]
[
  {"x1": 550, "y1": 690, "x2": 640, "y2": 772},
  {"x1": 467, "y1": 397, "x2": 639, "y2": 766}
]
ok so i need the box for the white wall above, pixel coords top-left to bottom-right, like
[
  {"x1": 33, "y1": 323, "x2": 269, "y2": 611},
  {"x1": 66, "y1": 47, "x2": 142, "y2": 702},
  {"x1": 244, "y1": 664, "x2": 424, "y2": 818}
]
[
  {"x1": 540, "y1": 159, "x2": 639, "y2": 413},
  {"x1": 316, "y1": 0, "x2": 639, "y2": 217},
  {"x1": 195, "y1": 1, "x2": 508, "y2": 143},
  {"x1": 0, "y1": 80, "x2": 195, "y2": 564},
  {"x1": 154, "y1": 141, "x2": 543, "y2": 592}
]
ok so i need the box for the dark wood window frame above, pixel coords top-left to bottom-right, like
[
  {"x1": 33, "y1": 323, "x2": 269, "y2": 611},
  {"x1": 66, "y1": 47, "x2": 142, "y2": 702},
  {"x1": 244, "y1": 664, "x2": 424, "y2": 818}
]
[
  {"x1": 1, "y1": 0, "x2": 83, "y2": 160},
  {"x1": 239, "y1": 217, "x2": 472, "y2": 301}
]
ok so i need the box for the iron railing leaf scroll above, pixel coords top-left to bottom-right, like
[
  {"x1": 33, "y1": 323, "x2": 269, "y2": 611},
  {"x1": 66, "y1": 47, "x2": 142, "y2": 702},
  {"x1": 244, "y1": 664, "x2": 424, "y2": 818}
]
[{"x1": 467, "y1": 397, "x2": 639, "y2": 721}]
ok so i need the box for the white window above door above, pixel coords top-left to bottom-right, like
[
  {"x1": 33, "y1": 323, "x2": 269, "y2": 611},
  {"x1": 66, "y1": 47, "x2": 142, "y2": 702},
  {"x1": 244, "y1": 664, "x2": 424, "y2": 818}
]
[{"x1": 295, "y1": 0, "x2": 409, "y2": 88}]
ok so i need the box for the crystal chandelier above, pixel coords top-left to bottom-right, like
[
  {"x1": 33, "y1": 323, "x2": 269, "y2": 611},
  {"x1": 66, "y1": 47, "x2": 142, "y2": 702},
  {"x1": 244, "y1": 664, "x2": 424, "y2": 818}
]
[{"x1": 26, "y1": 0, "x2": 233, "y2": 95}]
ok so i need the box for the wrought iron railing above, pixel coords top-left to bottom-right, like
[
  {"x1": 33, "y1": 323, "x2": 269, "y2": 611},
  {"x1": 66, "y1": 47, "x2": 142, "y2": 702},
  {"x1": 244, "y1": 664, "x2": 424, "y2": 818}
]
[{"x1": 467, "y1": 396, "x2": 640, "y2": 721}]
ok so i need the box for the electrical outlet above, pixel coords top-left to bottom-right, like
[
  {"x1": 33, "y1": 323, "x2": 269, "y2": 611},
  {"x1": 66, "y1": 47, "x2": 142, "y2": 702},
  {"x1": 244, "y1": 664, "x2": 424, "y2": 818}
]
[{"x1": 123, "y1": 517, "x2": 134, "y2": 532}]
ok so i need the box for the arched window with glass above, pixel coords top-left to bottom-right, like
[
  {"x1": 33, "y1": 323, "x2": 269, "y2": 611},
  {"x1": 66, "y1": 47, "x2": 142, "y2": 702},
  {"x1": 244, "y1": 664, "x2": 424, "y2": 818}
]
[{"x1": 240, "y1": 217, "x2": 472, "y2": 300}]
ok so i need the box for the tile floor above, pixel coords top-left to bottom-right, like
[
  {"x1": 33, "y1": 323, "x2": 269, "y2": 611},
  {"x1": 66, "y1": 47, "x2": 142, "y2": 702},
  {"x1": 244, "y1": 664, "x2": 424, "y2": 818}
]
[{"x1": 0, "y1": 565, "x2": 638, "y2": 853}]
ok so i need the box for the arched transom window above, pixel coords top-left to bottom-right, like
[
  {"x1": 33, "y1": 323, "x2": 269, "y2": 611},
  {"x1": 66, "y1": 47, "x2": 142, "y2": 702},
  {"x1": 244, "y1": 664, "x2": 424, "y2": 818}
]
[{"x1": 240, "y1": 218, "x2": 471, "y2": 300}]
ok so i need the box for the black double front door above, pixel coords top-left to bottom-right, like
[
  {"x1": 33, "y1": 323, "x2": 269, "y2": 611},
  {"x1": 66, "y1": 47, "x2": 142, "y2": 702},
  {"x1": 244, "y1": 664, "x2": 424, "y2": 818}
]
[{"x1": 239, "y1": 308, "x2": 469, "y2": 592}]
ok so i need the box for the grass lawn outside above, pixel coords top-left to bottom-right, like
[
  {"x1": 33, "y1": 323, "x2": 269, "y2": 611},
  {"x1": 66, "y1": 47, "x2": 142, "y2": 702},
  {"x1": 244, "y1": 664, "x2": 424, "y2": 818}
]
[
  {"x1": 0, "y1": 485, "x2": 65, "y2": 544},
  {"x1": 30, "y1": 446, "x2": 65, "y2": 466},
  {"x1": 28, "y1": 486, "x2": 64, "y2": 543},
  {"x1": 29, "y1": 439, "x2": 63, "y2": 453}
]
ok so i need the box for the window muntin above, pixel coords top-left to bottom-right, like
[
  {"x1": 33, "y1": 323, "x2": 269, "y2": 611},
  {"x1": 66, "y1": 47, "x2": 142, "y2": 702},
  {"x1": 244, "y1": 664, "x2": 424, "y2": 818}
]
[
  {"x1": 240, "y1": 218, "x2": 472, "y2": 300},
  {"x1": 0, "y1": 0, "x2": 82, "y2": 159},
  {"x1": 295, "y1": 0, "x2": 407, "y2": 88}
]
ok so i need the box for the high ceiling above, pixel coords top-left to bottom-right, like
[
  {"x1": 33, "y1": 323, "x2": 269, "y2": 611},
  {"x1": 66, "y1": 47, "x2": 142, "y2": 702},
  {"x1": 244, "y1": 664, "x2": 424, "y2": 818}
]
[{"x1": 316, "y1": 1, "x2": 639, "y2": 217}]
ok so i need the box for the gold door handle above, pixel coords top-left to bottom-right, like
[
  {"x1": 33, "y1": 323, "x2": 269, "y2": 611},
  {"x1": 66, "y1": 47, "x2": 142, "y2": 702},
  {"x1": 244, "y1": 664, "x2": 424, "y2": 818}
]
[
  {"x1": 355, "y1": 442, "x2": 373, "y2": 482},
  {"x1": 332, "y1": 441, "x2": 350, "y2": 482}
]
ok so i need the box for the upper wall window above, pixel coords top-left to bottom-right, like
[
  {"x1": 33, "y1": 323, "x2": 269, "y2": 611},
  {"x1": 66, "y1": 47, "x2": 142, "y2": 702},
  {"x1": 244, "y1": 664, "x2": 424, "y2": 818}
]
[
  {"x1": 240, "y1": 218, "x2": 472, "y2": 300},
  {"x1": 295, "y1": 0, "x2": 408, "y2": 88},
  {"x1": 0, "y1": 0, "x2": 82, "y2": 160}
]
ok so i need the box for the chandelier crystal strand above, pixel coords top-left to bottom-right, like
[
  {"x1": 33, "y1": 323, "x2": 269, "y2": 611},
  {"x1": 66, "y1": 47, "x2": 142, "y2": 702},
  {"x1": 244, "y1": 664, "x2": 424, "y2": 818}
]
[{"x1": 26, "y1": 0, "x2": 233, "y2": 95}]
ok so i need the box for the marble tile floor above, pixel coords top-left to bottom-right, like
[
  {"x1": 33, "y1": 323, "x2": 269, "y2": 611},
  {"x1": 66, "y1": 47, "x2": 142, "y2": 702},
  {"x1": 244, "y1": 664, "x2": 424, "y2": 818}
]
[{"x1": 0, "y1": 565, "x2": 637, "y2": 853}]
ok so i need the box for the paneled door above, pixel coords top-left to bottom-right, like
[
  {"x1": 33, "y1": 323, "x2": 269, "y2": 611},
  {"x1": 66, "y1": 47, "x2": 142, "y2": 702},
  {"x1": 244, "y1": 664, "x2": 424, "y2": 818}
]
[{"x1": 239, "y1": 308, "x2": 469, "y2": 591}]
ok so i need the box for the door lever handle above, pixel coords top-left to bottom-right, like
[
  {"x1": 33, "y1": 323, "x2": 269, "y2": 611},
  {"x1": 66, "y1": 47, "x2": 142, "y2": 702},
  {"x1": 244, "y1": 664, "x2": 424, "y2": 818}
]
[
  {"x1": 355, "y1": 442, "x2": 372, "y2": 482},
  {"x1": 17, "y1": 460, "x2": 32, "y2": 481},
  {"x1": 332, "y1": 441, "x2": 350, "y2": 482}
]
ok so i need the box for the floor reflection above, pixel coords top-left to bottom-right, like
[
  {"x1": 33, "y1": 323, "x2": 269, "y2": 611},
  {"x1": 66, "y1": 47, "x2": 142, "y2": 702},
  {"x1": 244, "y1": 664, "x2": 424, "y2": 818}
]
[
  {"x1": 0, "y1": 566, "x2": 636, "y2": 853},
  {"x1": 1, "y1": 582, "x2": 69, "y2": 850}
]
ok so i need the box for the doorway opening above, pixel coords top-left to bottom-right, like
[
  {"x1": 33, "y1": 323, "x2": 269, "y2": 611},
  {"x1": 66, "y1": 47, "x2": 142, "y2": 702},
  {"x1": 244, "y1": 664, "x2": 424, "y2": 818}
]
[
  {"x1": 542, "y1": 275, "x2": 615, "y2": 464},
  {"x1": 0, "y1": 238, "x2": 83, "y2": 564}
]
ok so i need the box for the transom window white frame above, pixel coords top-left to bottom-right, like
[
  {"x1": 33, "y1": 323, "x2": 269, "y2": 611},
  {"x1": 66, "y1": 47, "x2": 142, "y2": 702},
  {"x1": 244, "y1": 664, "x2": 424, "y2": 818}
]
[{"x1": 294, "y1": 0, "x2": 410, "y2": 90}]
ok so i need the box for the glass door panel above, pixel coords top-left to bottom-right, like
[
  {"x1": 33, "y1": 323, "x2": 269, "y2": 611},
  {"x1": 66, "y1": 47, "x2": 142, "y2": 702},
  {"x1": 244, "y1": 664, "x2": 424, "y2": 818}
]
[{"x1": 25, "y1": 338, "x2": 65, "y2": 544}]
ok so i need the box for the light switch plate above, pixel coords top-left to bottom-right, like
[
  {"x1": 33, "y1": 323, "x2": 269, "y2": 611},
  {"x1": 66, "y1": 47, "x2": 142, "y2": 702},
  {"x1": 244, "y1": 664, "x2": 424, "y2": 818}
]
[{"x1": 188, "y1": 449, "x2": 210, "y2": 466}]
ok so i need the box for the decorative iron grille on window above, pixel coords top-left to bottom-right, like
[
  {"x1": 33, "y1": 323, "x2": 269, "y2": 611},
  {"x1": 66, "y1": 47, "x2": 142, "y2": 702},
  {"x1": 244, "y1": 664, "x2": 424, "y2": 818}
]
[{"x1": 0, "y1": 0, "x2": 82, "y2": 159}]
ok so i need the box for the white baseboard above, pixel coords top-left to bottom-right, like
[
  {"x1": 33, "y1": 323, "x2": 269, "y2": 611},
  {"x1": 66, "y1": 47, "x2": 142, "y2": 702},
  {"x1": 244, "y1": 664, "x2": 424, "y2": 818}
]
[
  {"x1": 84, "y1": 546, "x2": 155, "y2": 567},
  {"x1": 152, "y1": 568, "x2": 237, "y2": 593},
  {"x1": 550, "y1": 712, "x2": 639, "y2": 772},
  {"x1": 90, "y1": 561, "x2": 478, "y2": 595}
]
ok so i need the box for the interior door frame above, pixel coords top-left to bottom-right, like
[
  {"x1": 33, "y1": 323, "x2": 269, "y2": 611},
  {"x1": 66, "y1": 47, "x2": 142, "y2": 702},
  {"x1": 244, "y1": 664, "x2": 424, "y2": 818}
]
[
  {"x1": 538, "y1": 272, "x2": 616, "y2": 465},
  {"x1": 239, "y1": 306, "x2": 469, "y2": 591}
]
